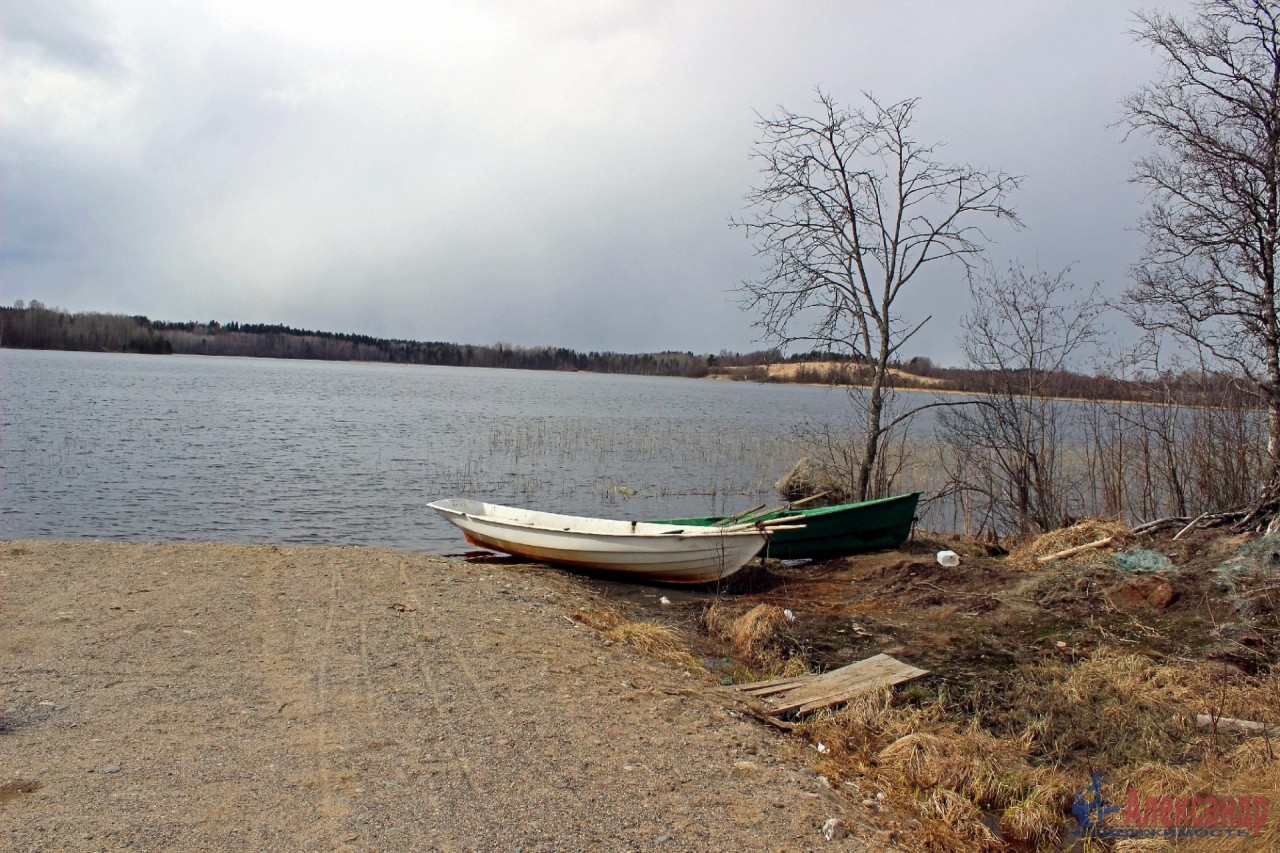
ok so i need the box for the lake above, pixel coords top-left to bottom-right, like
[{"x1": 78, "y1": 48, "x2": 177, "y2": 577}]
[{"x1": 1, "y1": 349, "x2": 906, "y2": 553}]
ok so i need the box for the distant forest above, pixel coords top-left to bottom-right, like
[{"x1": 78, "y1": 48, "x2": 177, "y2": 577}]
[
  {"x1": 0, "y1": 302, "x2": 781, "y2": 377},
  {"x1": 0, "y1": 302, "x2": 1246, "y2": 406}
]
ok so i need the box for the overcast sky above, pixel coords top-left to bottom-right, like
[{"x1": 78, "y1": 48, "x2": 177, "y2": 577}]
[{"x1": 1, "y1": 0, "x2": 1197, "y2": 363}]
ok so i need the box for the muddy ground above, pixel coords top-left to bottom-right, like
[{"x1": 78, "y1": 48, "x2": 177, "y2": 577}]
[{"x1": 602, "y1": 526, "x2": 1278, "y2": 685}]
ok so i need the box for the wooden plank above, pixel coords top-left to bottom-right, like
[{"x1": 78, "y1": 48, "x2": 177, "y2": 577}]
[
  {"x1": 734, "y1": 653, "x2": 928, "y2": 718},
  {"x1": 739, "y1": 654, "x2": 895, "y2": 697},
  {"x1": 769, "y1": 665, "x2": 920, "y2": 713},
  {"x1": 738, "y1": 674, "x2": 819, "y2": 696},
  {"x1": 788, "y1": 665, "x2": 929, "y2": 716}
]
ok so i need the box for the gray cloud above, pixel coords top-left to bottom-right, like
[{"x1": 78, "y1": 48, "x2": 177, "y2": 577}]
[
  {"x1": 0, "y1": 0, "x2": 1195, "y2": 363},
  {"x1": 2, "y1": 0, "x2": 122, "y2": 72}
]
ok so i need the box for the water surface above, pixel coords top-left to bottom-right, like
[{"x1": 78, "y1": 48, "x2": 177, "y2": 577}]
[{"x1": 1, "y1": 349, "x2": 882, "y2": 552}]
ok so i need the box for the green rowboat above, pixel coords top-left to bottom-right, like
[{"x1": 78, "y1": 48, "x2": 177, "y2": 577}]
[{"x1": 653, "y1": 492, "x2": 920, "y2": 561}]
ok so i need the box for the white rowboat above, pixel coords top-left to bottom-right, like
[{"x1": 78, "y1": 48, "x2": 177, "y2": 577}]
[{"x1": 428, "y1": 499, "x2": 769, "y2": 583}]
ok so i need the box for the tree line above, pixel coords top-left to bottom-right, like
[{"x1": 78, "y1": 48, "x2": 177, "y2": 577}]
[
  {"x1": 0, "y1": 302, "x2": 764, "y2": 378},
  {"x1": 1, "y1": 300, "x2": 1258, "y2": 412}
]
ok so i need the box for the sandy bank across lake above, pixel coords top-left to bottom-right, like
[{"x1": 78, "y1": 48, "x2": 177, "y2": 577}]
[{"x1": 1, "y1": 541, "x2": 865, "y2": 852}]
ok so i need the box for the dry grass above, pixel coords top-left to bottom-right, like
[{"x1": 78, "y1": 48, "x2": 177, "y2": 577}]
[
  {"x1": 796, "y1": 687, "x2": 1070, "y2": 851},
  {"x1": 1002, "y1": 651, "x2": 1202, "y2": 766},
  {"x1": 701, "y1": 601, "x2": 808, "y2": 678},
  {"x1": 786, "y1": 650, "x2": 1279, "y2": 851},
  {"x1": 571, "y1": 605, "x2": 704, "y2": 672},
  {"x1": 1006, "y1": 518, "x2": 1134, "y2": 570},
  {"x1": 704, "y1": 602, "x2": 788, "y2": 656}
]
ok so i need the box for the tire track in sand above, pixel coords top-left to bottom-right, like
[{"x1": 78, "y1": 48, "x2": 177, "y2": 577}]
[
  {"x1": 394, "y1": 556, "x2": 492, "y2": 851},
  {"x1": 251, "y1": 549, "x2": 361, "y2": 846}
]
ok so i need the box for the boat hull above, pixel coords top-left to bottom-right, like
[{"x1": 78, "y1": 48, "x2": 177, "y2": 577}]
[
  {"x1": 655, "y1": 493, "x2": 919, "y2": 560},
  {"x1": 428, "y1": 499, "x2": 768, "y2": 583}
]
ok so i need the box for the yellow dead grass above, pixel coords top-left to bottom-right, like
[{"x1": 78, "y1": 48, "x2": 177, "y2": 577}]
[
  {"x1": 793, "y1": 650, "x2": 1279, "y2": 852},
  {"x1": 797, "y1": 687, "x2": 1071, "y2": 851},
  {"x1": 1006, "y1": 518, "x2": 1134, "y2": 570},
  {"x1": 704, "y1": 602, "x2": 788, "y2": 656},
  {"x1": 571, "y1": 605, "x2": 703, "y2": 672},
  {"x1": 701, "y1": 602, "x2": 808, "y2": 678}
]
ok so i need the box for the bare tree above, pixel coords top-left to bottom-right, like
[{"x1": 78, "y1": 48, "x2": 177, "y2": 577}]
[
  {"x1": 1123, "y1": 0, "x2": 1280, "y2": 519},
  {"x1": 735, "y1": 89, "x2": 1020, "y2": 501},
  {"x1": 939, "y1": 264, "x2": 1102, "y2": 533}
]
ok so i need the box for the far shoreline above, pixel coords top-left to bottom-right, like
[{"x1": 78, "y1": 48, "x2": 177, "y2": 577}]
[{"x1": 2, "y1": 344, "x2": 1251, "y2": 411}]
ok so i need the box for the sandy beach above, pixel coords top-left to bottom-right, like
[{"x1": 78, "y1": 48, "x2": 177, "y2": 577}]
[{"x1": 1, "y1": 541, "x2": 865, "y2": 852}]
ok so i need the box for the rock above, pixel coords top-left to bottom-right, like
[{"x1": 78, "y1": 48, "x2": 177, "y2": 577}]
[
  {"x1": 100, "y1": 764, "x2": 121, "y2": 774},
  {"x1": 821, "y1": 818, "x2": 848, "y2": 841},
  {"x1": 732, "y1": 760, "x2": 759, "y2": 772},
  {"x1": 1108, "y1": 575, "x2": 1176, "y2": 610},
  {"x1": 654, "y1": 834, "x2": 671, "y2": 844}
]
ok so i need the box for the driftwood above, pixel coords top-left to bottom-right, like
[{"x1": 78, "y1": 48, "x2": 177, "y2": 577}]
[
  {"x1": 1036, "y1": 535, "x2": 1117, "y2": 564},
  {"x1": 1132, "y1": 516, "x2": 1189, "y2": 535},
  {"x1": 1233, "y1": 482, "x2": 1280, "y2": 532},
  {"x1": 1173, "y1": 512, "x2": 1209, "y2": 540},
  {"x1": 1131, "y1": 510, "x2": 1244, "y2": 536},
  {"x1": 1195, "y1": 713, "x2": 1272, "y2": 735}
]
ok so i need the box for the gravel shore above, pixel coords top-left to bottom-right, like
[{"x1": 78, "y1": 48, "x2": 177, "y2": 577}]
[{"x1": 1, "y1": 541, "x2": 868, "y2": 852}]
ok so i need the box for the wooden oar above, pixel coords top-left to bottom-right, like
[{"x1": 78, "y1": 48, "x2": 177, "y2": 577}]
[
  {"x1": 713, "y1": 503, "x2": 767, "y2": 527},
  {"x1": 731, "y1": 492, "x2": 831, "y2": 526},
  {"x1": 720, "y1": 514, "x2": 808, "y2": 533}
]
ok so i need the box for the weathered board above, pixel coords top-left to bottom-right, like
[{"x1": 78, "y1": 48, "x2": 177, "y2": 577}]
[{"x1": 737, "y1": 653, "x2": 928, "y2": 718}]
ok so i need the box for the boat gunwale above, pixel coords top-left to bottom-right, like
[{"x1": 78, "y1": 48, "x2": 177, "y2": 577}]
[
  {"x1": 658, "y1": 492, "x2": 921, "y2": 524},
  {"x1": 429, "y1": 499, "x2": 769, "y2": 542}
]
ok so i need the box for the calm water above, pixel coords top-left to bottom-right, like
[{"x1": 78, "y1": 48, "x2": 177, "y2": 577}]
[{"x1": 0, "y1": 349, "x2": 881, "y2": 553}]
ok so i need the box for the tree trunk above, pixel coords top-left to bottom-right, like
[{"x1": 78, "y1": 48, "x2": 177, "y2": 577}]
[
  {"x1": 1266, "y1": 264, "x2": 1280, "y2": 489},
  {"x1": 1268, "y1": 392, "x2": 1280, "y2": 489},
  {"x1": 856, "y1": 379, "x2": 883, "y2": 503}
]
